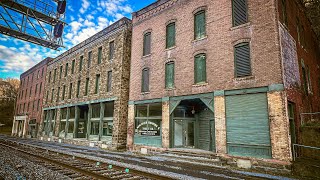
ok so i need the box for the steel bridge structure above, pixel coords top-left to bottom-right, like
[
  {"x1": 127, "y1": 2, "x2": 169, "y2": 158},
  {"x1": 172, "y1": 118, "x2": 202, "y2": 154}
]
[{"x1": 0, "y1": 0, "x2": 66, "y2": 50}]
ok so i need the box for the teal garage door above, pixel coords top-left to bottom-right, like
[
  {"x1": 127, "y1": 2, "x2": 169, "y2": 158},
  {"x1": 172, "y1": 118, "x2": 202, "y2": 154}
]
[{"x1": 226, "y1": 93, "x2": 271, "y2": 158}]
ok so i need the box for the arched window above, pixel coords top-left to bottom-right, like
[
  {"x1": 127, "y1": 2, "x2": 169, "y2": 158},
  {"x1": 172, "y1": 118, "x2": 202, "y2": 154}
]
[
  {"x1": 166, "y1": 22, "x2": 176, "y2": 48},
  {"x1": 194, "y1": 10, "x2": 206, "y2": 40},
  {"x1": 143, "y1": 32, "x2": 151, "y2": 56}
]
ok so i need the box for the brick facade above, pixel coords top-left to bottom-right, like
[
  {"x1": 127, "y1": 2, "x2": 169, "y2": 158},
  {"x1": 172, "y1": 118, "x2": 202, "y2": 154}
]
[
  {"x1": 41, "y1": 18, "x2": 132, "y2": 149},
  {"x1": 127, "y1": 0, "x2": 319, "y2": 164},
  {"x1": 13, "y1": 57, "x2": 51, "y2": 137}
]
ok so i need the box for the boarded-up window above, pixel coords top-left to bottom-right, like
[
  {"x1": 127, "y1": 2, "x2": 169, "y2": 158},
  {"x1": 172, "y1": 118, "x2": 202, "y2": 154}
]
[
  {"x1": 79, "y1": 56, "x2": 83, "y2": 72},
  {"x1": 98, "y1": 47, "x2": 102, "y2": 64},
  {"x1": 68, "y1": 83, "x2": 72, "y2": 99},
  {"x1": 232, "y1": 0, "x2": 248, "y2": 27},
  {"x1": 53, "y1": 69, "x2": 57, "y2": 82},
  {"x1": 194, "y1": 54, "x2": 206, "y2": 84},
  {"x1": 65, "y1": 63, "x2": 68, "y2": 77},
  {"x1": 71, "y1": 59, "x2": 75, "y2": 74},
  {"x1": 142, "y1": 68, "x2": 149, "y2": 92},
  {"x1": 85, "y1": 78, "x2": 89, "y2": 96},
  {"x1": 234, "y1": 42, "x2": 251, "y2": 77},
  {"x1": 88, "y1": 51, "x2": 92, "y2": 68},
  {"x1": 104, "y1": 101, "x2": 114, "y2": 117},
  {"x1": 165, "y1": 62, "x2": 174, "y2": 89},
  {"x1": 76, "y1": 80, "x2": 81, "y2": 98},
  {"x1": 48, "y1": 71, "x2": 51, "y2": 83},
  {"x1": 194, "y1": 10, "x2": 206, "y2": 40},
  {"x1": 95, "y1": 74, "x2": 100, "y2": 94},
  {"x1": 107, "y1": 71, "x2": 112, "y2": 92},
  {"x1": 109, "y1": 41, "x2": 115, "y2": 60},
  {"x1": 143, "y1": 32, "x2": 151, "y2": 56},
  {"x1": 166, "y1": 23, "x2": 175, "y2": 48},
  {"x1": 59, "y1": 65, "x2": 63, "y2": 79},
  {"x1": 62, "y1": 85, "x2": 65, "y2": 100}
]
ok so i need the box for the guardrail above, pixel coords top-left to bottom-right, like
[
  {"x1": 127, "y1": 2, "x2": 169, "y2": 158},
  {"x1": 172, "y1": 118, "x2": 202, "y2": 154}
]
[{"x1": 292, "y1": 144, "x2": 320, "y2": 161}]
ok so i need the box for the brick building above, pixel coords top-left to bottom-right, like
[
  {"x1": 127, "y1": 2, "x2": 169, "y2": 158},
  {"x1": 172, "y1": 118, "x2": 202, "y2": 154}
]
[
  {"x1": 41, "y1": 18, "x2": 132, "y2": 149},
  {"x1": 13, "y1": 57, "x2": 52, "y2": 138},
  {"x1": 127, "y1": 0, "x2": 320, "y2": 164}
]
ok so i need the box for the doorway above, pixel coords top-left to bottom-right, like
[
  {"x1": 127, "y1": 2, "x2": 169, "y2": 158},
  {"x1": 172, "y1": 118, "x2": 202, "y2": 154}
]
[
  {"x1": 76, "y1": 105, "x2": 88, "y2": 138},
  {"x1": 174, "y1": 119, "x2": 195, "y2": 148}
]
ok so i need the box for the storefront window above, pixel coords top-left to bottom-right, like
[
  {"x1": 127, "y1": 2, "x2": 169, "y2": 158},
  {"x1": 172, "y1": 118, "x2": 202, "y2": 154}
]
[
  {"x1": 61, "y1": 108, "x2": 67, "y2": 119},
  {"x1": 68, "y1": 121, "x2": 74, "y2": 133},
  {"x1": 69, "y1": 107, "x2": 75, "y2": 119},
  {"x1": 135, "y1": 103, "x2": 162, "y2": 136},
  {"x1": 91, "y1": 103, "x2": 100, "y2": 118},
  {"x1": 91, "y1": 121, "x2": 99, "y2": 135},
  {"x1": 60, "y1": 121, "x2": 66, "y2": 133},
  {"x1": 104, "y1": 101, "x2": 114, "y2": 117},
  {"x1": 102, "y1": 122, "x2": 113, "y2": 136}
]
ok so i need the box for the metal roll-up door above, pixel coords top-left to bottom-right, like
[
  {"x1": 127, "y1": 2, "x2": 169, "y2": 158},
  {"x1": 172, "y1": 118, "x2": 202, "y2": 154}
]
[
  {"x1": 226, "y1": 93, "x2": 271, "y2": 158},
  {"x1": 198, "y1": 110, "x2": 214, "y2": 151}
]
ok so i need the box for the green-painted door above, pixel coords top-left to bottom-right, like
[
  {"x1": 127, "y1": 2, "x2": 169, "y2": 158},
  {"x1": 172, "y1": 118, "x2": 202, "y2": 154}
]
[
  {"x1": 226, "y1": 93, "x2": 271, "y2": 158},
  {"x1": 198, "y1": 110, "x2": 215, "y2": 151}
]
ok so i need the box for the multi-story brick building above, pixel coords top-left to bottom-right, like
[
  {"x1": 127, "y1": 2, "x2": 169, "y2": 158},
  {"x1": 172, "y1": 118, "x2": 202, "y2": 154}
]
[
  {"x1": 127, "y1": 0, "x2": 320, "y2": 165},
  {"x1": 13, "y1": 57, "x2": 51, "y2": 138},
  {"x1": 41, "y1": 17, "x2": 131, "y2": 149}
]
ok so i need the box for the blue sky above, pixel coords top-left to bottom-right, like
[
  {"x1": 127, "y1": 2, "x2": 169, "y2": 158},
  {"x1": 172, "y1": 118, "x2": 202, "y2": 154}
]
[{"x1": 0, "y1": 0, "x2": 155, "y2": 79}]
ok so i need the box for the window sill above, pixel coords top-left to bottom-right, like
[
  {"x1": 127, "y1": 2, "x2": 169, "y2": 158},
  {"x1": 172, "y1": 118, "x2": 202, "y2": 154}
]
[
  {"x1": 233, "y1": 75, "x2": 255, "y2": 81},
  {"x1": 141, "y1": 92, "x2": 150, "y2": 95},
  {"x1": 192, "y1": 36, "x2": 208, "y2": 43},
  {"x1": 193, "y1": 82, "x2": 208, "y2": 87},
  {"x1": 230, "y1": 22, "x2": 251, "y2": 31},
  {"x1": 142, "y1": 54, "x2": 152, "y2": 58},
  {"x1": 165, "y1": 87, "x2": 175, "y2": 91},
  {"x1": 165, "y1": 46, "x2": 176, "y2": 51}
]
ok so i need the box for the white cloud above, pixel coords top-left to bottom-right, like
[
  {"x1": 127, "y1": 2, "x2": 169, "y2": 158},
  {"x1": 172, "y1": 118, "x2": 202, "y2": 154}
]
[
  {"x1": 69, "y1": 21, "x2": 82, "y2": 32},
  {"x1": 79, "y1": 0, "x2": 90, "y2": 14}
]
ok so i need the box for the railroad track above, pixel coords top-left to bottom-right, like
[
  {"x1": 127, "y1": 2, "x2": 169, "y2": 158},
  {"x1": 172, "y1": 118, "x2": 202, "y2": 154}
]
[{"x1": 0, "y1": 139, "x2": 173, "y2": 180}]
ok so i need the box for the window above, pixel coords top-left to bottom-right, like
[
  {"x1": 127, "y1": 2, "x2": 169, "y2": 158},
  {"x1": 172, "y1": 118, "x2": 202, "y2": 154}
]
[
  {"x1": 88, "y1": 51, "x2": 92, "y2": 68},
  {"x1": 135, "y1": 103, "x2": 162, "y2": 136},
  {"x1": 104, "y1": 101, "x2": 114, "y2": 117},
  {"x1": 142, "y1": 68, "x2": 149, "y2": 92},
  {"x1": 91, "y1": 122, "x2": 100, "y2": 135},
  {"x1": 37, "y1": 99, "x2": 40, "y2": 111},
  {"x1": 281, "y1": 0, "x2": 288, "y2": 26},
  {"x1": 62, "y1": 85, "x2": 66, "y2": 100},
  {"x1": 46, "y1": 91, "x2": 49, "y2": 103},
  {"x1": 301, "y1": 25, "x2": 306, "y2": 48},
  {"x1": 91, "y1": 103, "x2": 100, "y2": 118},
  {"x1": 194, "y1": 54, "x2": 206, "y2": 83},
  {"x1": 71, "y1": 59, "x2": 75, "y2": 74},
  {"x1": 39, "y1": 83, "x2": 42, "y2": 95},
  {"x1": 48, "y1": 71, "x2": 51, "y2": 83},
  {"x1": 41, "y1": 68, "x2": 44, "y2": 77},
  {"x1": 53, "y1": 68, "x2": 57, "y2": 82},
  {"x1": 85, "y1": 78, "x2": 89, "y2": 96},
  {"x1": 29, "y1": 87, "x2": 32, "y2": 97},
  {"x1": 65, "y1": 63, "x2": 68, "y2": 77},
  {"x1": 165, "y1": 62, "x2": 175, "y2": 88},
  {"x1": 234, "y1": 42, "x2": 251, "y2": 77},
  {"x1": 76, "y1": 80, "x2": 81, "y2": 98},
  {"x1": 98, "y1": 47, "x2": 102, "y2": 64},
  {"x1": 166, "y1": 23, "x2": 175, "y2": 48},
  {"x1": 56, "y1": 87, "x2": 60, "y2": 102},
  {"x1": 59, "y1": 65, "x2": 63, "y2": 79},
  {"x1": 95, "y1": 74, "x2": 100, "y2": 94},
  {"x1": 143, "y1": 32, "x2": 151, "y2": 56},
  {"x1": 109, "y1": 41, "x2": 115, "y2": 60},
  {"x1": 79, "y1": 56, "x2": 83, "y2": 72},
  {"x1": 296, "y1": 18, "x2": 301, "y2": 44},
  {"x1": 69, "y1": 107, "x2": 75, "y2": 119},
  {"x1": 102, "y1": 122, "x2": 113, "y2": 136},
  {"x1": 69, "y1": 83, "x2": 72, "y2": 99},
  {"x1": 35, "y1": 84, "x2": 38, "y2": 95},
  {"x1": 107, "y1": 71, "x2": 112, "y2": 92},
  {"x1": 51, "y1": 89, "x2": 54, "y2": 103},
  {"x1": 37, "y1": 70, "x2": 40, "y2": 79},
  {"x1": 194, "y1": 10, "x2": 206, "y2": 39},
  {"x1": 232, "y1": 0, "x2": 248, "y2": 27}
]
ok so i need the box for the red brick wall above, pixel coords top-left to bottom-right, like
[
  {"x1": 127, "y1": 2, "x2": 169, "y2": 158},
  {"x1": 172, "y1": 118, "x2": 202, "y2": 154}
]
[
  {"x1": 130, "y1": 0, "x2": 283, "y2": 101},
  {"x1": 16, "y1": 58, "x2": 50, "y2": 124},
  {"x1": 278, "y1": 0, "x2": 320, "y2": 142}
]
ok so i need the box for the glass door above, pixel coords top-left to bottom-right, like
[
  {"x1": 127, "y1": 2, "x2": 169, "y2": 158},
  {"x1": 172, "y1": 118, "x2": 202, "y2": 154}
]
[{"x1": 174, "y1": 119, "x2": 195, "y2": 148}]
